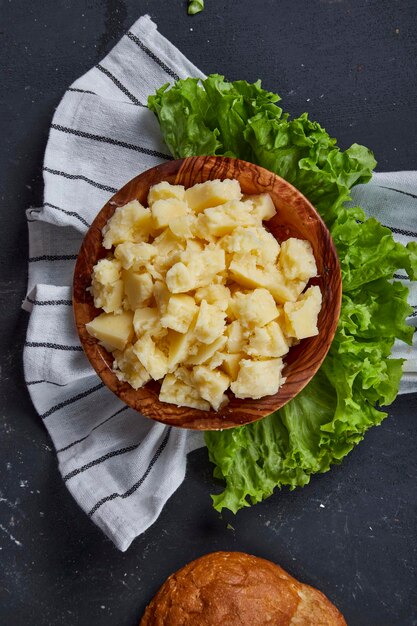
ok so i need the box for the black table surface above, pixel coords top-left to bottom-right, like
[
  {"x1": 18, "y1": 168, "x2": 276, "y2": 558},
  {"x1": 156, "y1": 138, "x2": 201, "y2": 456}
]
[{"x1": 1, "y1": 1, "x2": 416, "y2": 624}]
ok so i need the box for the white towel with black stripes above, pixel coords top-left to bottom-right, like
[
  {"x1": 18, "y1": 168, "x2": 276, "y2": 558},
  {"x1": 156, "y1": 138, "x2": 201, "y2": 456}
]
[{"x1": 23, "y1": 14, "x2": 417, "y2": 551}]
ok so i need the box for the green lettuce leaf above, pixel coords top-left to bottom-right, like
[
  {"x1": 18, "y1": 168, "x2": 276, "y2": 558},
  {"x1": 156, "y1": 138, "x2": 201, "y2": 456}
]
[{"x1": 148, "y1": 75, "x2": 416, "y2": 514}]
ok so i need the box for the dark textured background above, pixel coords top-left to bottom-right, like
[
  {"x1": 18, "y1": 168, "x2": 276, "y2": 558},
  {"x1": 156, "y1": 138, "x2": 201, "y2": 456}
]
[{"x1": 1, "y1": 1, "x2": 417, "y2": 624}]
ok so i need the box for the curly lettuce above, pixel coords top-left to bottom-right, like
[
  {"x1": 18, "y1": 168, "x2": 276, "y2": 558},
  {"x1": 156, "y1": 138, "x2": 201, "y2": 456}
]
[{"x1": 149, "y1": 75, "x2": 417, "y2": 513}]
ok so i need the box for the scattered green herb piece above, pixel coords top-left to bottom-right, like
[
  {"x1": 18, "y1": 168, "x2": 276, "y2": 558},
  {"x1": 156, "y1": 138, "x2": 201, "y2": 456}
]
[
  {"x1": 149, "y1": 75, "x2": 417, "y2": 514},
  {"x1": 188, "y1": 0, "x2": 204, "y2": 15}
]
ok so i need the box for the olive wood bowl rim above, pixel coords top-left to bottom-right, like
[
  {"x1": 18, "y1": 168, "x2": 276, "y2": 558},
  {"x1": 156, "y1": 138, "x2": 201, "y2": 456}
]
[{"x1": 73, "y1": 156, "x2": 342, "y2": 431}]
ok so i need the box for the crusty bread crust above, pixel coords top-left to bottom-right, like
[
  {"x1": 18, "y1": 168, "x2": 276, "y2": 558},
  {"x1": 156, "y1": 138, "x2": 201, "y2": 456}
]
[{"x1": 140, "y1": 551, "x2": 346, "y2": 626}]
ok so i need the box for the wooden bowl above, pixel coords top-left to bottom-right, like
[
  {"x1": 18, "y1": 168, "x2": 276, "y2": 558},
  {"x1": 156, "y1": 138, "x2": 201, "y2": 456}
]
[{"x1": 73, "y1": 156, "x2": 341, "y2": 430}]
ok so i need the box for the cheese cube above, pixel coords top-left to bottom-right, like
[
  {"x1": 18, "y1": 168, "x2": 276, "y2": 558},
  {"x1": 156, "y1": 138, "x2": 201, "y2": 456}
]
[
  {"x1": 283, "y1": 285, "x2": 322, "y2": 339},
  {"x1": 90, "y1": 258, "x2": 124, "y2": 313},
  {"x1": 161, "y1": 294, "x2": 198, "y2": 333},
  {"x1": 278, "y1": 238, "x2": 317, "y2": 282},
  {"x1": 219, "y1": 352, "x2": 242, "y2": 380},
  {"x1": 186, "y1": 247, "x2": 226, "y2": 289},
  {"x1": 194, "y1": 300, "x2": 226, "y2": 344},
  {"x1": 114, "y1": 242, "x2": 156, "y2": 271},
  {"x1": 184, "y1": 179, "x2": 242, "y2": 213},
  {"x1": 247, "y1": 321, "x2": 289, "y2": 358},
  {"x1": 180, "y1": 239, "x2": 205, "y2": 263},
  {"x1": 229, "y1": 254, "x2": 274, "y2": 291},
  {"x1": 133, "y1": 334, "x2": 169, "y2": 381},
  {"x1": 231, "y1": 358, "x2": 284, "y2": 399},
  {"x1": 133, "y1": 307, "x2": 160, "y2": 337},
  {"x1": 148, "y1": 181, "x2": 185, "y2": 205},
  {"x1": 194, "y1": 284, "x2": 231, "y2": 311},
  {"x1": 225, "y1": 320, "x2": 247, "y2": 353},
  {"x1": 123, "y1": 270, "x2": 153, "y2": 309},
  {"x1": 198, "y1": 200, "x2": 258, "y2": 237},
  {"x1": 191, "y1": 366, "x2": 230, "y2": 411},
  {"x1": 159, "y1": 374, "x2": 210, "y2": 411},
  {"x1": 153, "y1": 281, "x2": 170, "y2": 316},
  {"x1": 169, "y1": 214, "x2": 196, "y2": 239},
  {"x1": 185, "y1": 335, "x2": 228, "y2": 366},
  {"x1": 113, "y1": 345, "x2": 150, "y2": 390},
  {"x1": 268, "y1": 273, "x2": 307, "y2": 304},
  {"x1": 151, "y1": 198, "x2": 189, "y2": 230},
  {"x1": 231, "y1": 289, "x2": 279, "y2": 328},
  {"x1": 152, "y1": 229, "x2": 185, "y2": 260},
  {"x1": 165, "y1": 262, "x2": 195, "y2": 293},
  {"x1": 243, "y1": 193, "x2": 276, "y2": 221},
  {"x1": 252, "y1": 227, "x2": 280, "y2": 265},
  {"x1": 86, "y1": 311, "x2": 134, "y2": 351},
  {"x1": 167, "y1": 324, "x2": 196, "y2": 370},
  {"x1": 92, "y1": 257, "x2": 121, "y2": 285},
  {"x1": 102, "y1": 201, "x2": 152, "y2": 248},
  {"x1": 196, "y1": 210, "x2": 236, "y2": 238}
]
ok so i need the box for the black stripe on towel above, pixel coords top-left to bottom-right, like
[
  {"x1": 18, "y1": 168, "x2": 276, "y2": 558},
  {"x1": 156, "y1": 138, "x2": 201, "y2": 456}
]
[
  {"x1": 44, "y1": 202, "x2": 91, "y2": 228},
  {"x1": 26, "y1": 296, "x2": 72, "y2": 306},
  {"x1": 50, "y1": 123, "x2": 173, "y2": 160},
  {"x1": 126, "y1": 31, "x2": 180, "y2": 81},
  {"x1": 68, "y1": 87, "x2": 96, "y2": 95},
  {"x1": 96, "y1": 64, "x2": 144, "y2": 106},
  {"x1": 28, "y1": 254, "x2": 77, "y2": 263},
  {"x1": 26, "y1": 379, "x2": 68, "y2": 387},
  {"x1": 44, "y1": 166, "x2": 118, "y2": 194},
  {"x1": 40, "y1": 382, "x2": 105, "y2": 420},
  {"x1": 384, "y1": 223, "x2": 417, "y2": 239},
  {"x1": 378, "y1": 185, "x2": 417, "y2": 201},
  {"x1": 57, "y1": 406, "x2": 128, "y2": 453},
  {"x1": 88, "y1": 427, "x2": 171, "y2": 517},
  {"x1": 63, "y1": 441, "x2": 140, "y2": 481},
  {"x1": 25, "y1": 341, "x2": 83, "y2": 352},
  {"x1": 393, "y1": 273, "x2": 409, "y2": 280}
]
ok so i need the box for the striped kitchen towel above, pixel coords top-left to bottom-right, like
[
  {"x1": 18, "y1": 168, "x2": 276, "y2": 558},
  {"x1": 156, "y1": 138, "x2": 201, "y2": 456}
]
[{"x1": 23, "y1": 15, "x2": 417, "y2": 551}]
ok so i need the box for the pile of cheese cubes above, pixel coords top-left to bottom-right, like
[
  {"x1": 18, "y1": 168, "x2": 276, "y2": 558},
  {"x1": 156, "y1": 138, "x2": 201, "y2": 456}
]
[{"x1": 86, "y1": 179, "x2": 322, "y2": 411}]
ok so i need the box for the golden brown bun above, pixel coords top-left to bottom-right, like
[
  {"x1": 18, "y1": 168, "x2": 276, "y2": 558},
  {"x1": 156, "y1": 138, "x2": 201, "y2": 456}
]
[{"x1": 140, "y1": 551, "x2": 346, "y2": 626}]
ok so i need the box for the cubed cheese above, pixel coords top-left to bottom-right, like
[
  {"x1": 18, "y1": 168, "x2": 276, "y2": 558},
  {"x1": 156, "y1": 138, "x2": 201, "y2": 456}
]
[
  {"x1": 167, "y1": 324, "x2": 197, "y2": 370},
  {"x1": 159, "y1": 374, "x2": 210, "y2": 411},
  {"x1": 90, "y1": 258, "x2": 123, "y2": 313},
  {"x1": 231, "y1": 289, "x2": 279, "y2": 328},
  {"x1": 184, "y1": 179, "x2": 241, "y2": 213},
  {"x1": 219, "y1": 352, "x2": 242, "y2": 380},
  {"x1": 194, "y1": 300, "x2": 226, "y2": 344},
  {"x1": 231, "y1": 358, "x2": 284, "y2": 399},
  {"x1": 247, "y1": 321, "x2": 289, "y2": 358},
  {"x1": 114, "y1": 242, "x2": 156, "y2": 271},
  {"x1": 186, "y1": 247, "x2": 226, "y2": 289},
  {"x1": 148, "y1": 181, "x2": 185, "y2": 205},
  {"x1": 185, "y1": 335, "x2": 228, "y2": 366},
  {"x1": 225, "y1": 320, "x2": 247, "y2": 353},
  {"x1": 243, "y1": 193, "x2": 276, "y2": 221},
  {"x1": 191, "y1": 366, "x2": 230, "y2": 411},
  {"x1": 283, "y1": 285, "x2": 322, "y2": 339},
  {"x1": 153, "y1": 280, "x2": 171, "y2": 316},
  {"x1": 165, "y1": 262, "x2": 195, "y2": 293},
  {"x1": 278, "y1": 238, "x2": 317, "y2": 281},
  {"x1": 113, "y1": 345, "x2": 150, "y2": 390},
  {"x1": 161, "y1": 294, "x2": 198, "y2": 333},
  {"x1": 133, "y1": 307, "x2": 160, "y2": 337},
  {"x1": 123, "y1": 270, "x2": 153, "y2": 309},
  {"x1": 151, "y1": 198, "x2": 189, "y2": 230},
  {"x1": 169, "y1": 214, "x2": 196, "y2": 239},
  {"x1": 91, "y1": 181, "x2": 322, "y2": 409},
  {"x1": 194, "y1": 284, "x2": 231, "y2": 311},
  {"x1": 102, "y1": 201, "x2": 152, "y2": 248},
  {"x1": 86, "y1": 311, "x2": 134, "y2": 351},
  {"x1": 133, "y1": 334, "x2": 169, "y2": 381}
]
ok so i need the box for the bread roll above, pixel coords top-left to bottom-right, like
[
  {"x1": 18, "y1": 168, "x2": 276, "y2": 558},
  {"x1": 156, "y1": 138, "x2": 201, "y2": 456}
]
[{"x1": 140, "y1": 551, "x2": 346, "y2": 625}]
